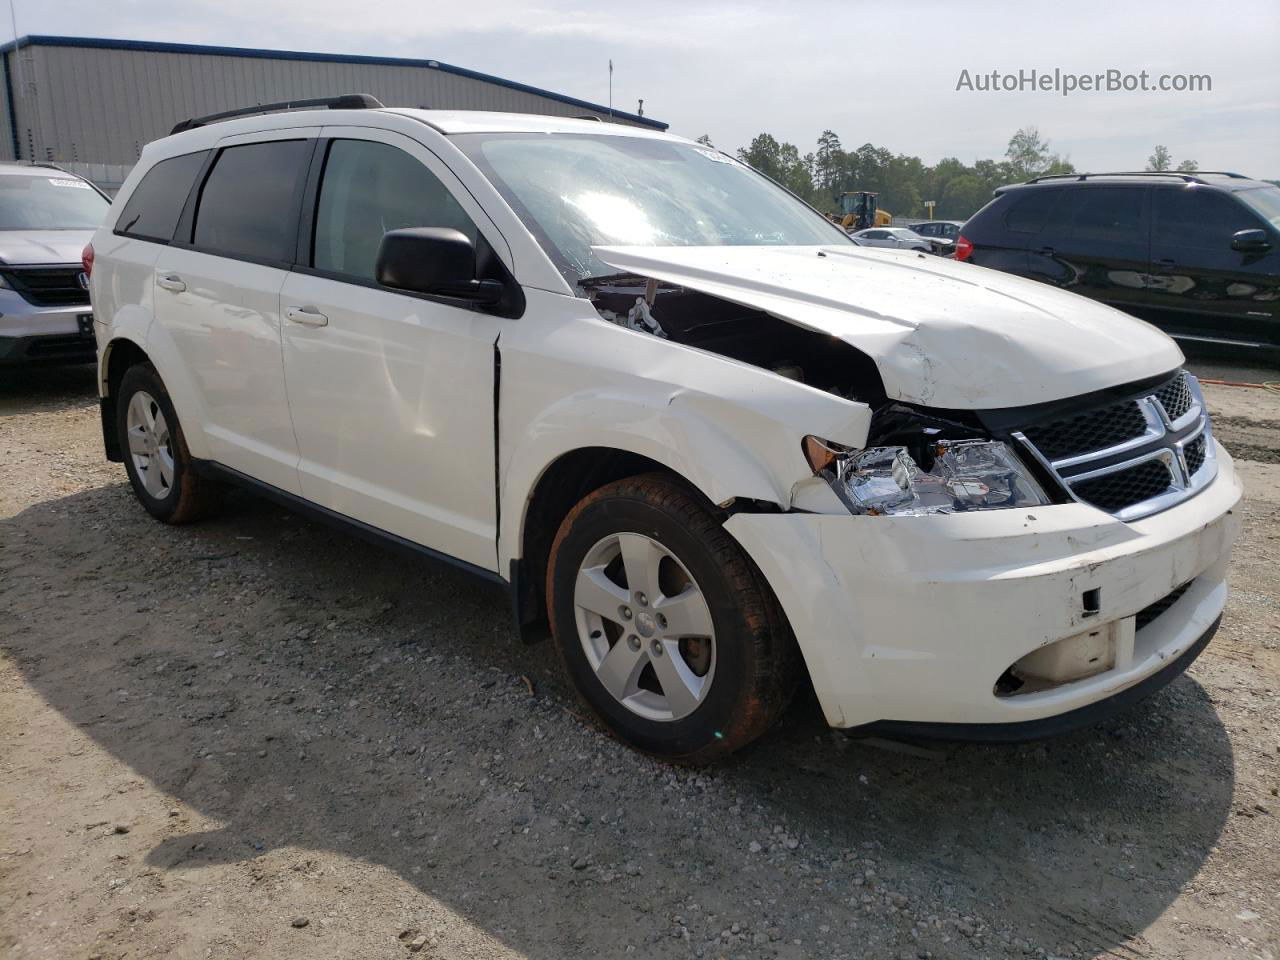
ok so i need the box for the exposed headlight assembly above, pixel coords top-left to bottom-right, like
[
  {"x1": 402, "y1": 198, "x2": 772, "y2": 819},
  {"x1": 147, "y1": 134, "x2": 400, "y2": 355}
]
[{"x1": 805, "y1": 437, "x2": 1050, "y2": 516}]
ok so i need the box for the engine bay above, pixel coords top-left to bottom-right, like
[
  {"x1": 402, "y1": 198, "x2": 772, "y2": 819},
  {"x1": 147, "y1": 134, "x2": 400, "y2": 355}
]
[{"x1": 585, "y1": 277, "x2": 888, "y2": 407}]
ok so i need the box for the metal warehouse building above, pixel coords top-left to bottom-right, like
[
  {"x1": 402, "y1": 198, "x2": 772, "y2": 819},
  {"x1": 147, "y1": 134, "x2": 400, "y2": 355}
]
[{"x1": 0, "y1": 35, "x2": 666, "y2": 189}]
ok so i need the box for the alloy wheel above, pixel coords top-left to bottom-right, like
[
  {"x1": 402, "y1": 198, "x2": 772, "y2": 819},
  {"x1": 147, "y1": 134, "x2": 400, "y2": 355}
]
[
  {"x1": 573, "y1": 532, "x2": 716, "y2": 721},
  {"x1": 125, "y1": 390, "x2": 175, "y2": 500}
]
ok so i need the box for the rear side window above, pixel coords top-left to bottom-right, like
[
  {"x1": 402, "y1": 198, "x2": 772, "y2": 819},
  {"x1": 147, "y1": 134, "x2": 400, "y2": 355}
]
[
  {"x1": 1004, "y1": 189, "x2": 1062, "y2": 233},
  {"x1": 1154, "y1": 188, "x2": 1264, "y2": 249},
  {"x1": 115, "y1": 151, "x2": 207, "y2": 242},
  {"x1": 193, "y1": 140, "x2": 312, "y2": 263},
  {"x1": 312, "y1": 139, "x2": 478, "y2": 281},
  {"x1": 1068, "y1": 188, "x2": 1144, "y2": 243}
]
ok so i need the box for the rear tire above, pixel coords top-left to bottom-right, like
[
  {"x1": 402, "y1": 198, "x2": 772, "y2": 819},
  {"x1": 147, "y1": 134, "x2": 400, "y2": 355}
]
[
  {"x1": 116, "y1": 363, "x2": 222, "y2": 524},
  {"x1": 546, "y1": 473, "x2": 800, "y2": 764}
]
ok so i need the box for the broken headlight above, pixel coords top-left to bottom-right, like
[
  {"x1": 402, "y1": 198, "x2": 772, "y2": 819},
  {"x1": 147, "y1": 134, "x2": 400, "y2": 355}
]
[{"x1": 808, "y1": 439, "x2": 1050, "y2": 516}]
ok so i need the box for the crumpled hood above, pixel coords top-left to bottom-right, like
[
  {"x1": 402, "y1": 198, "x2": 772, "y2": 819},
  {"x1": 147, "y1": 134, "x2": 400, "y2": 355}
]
[
  {"x1": 0, "y1": 230, "x2": 94, "y2": 266},
  {"x1": 593, "y1": 244, "x2": 1184, "y2": 409}
]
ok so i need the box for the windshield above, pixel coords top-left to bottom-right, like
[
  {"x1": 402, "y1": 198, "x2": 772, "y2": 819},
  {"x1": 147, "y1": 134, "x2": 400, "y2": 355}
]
[
  {"x1": 1237, "y1": 185, "x2": 1280, "y2": 230},
  {"x1": 454, "y1": 132, "x2": 851, "y2": 287},
  {"x1": 0, "y1": 172, "x2": 109, "y2": 231}
]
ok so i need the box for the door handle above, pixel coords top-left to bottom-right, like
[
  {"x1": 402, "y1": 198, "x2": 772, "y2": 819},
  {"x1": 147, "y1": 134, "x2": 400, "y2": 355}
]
[
  {"x1": 1156, "y1": 257, "x2": 1177, "y2": 266},
  {"x1": 285, "y1": 305, "x2": 329, "y2": 327},
  {"x1": 1036, "y1": 246, "x2": 1056, "y2": 256},
  {"x1": 156, "y1": 273, "x2": 186, "y2": 293}
]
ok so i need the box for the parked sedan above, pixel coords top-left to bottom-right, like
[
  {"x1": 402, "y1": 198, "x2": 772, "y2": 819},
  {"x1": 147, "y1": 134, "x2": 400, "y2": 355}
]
[
  {"x1": 910, "y1": 220, "x2": 965, "y2": 241},
  {"x1": 850, "y1": 227, "x2": 933, "y2": 252}
]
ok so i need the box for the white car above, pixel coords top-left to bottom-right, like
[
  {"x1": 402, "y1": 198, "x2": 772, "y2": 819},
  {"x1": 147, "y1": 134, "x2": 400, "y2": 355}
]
[
  {"x1": 87, "y1": 97, "x2": 1241, "y2": 762},
  {"x1": 850, "y1": 226, "x2": 933, "y2": 252}
]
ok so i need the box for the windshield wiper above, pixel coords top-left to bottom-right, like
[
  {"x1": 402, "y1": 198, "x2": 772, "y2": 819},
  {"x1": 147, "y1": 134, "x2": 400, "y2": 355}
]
[{"x1": 577, "y1": 271, "x2": 651, "y2": 288}]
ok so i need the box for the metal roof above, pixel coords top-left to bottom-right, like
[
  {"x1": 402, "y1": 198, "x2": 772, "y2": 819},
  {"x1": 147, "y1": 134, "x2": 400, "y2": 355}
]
[{"x1": 0, "y1": 34, "x2": 667, "y2": 131}]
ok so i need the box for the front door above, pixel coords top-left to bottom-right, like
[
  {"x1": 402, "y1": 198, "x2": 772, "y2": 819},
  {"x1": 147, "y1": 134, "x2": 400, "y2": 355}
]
[
  {"x1": 1143, "y1": 186, "x2": 1280, "y2": 349},
  {"x1": 278, "y1": 129, "x2": 508, "y2": 572}
]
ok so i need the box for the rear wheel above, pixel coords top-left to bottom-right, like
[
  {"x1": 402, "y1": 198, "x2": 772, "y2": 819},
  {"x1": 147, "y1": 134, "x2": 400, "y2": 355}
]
[
  {"x1": 116, "y1": 363, "x2": 222, "y2": 523},
  {"x1": 546, "y1": 473, "x2": 800, "y2": 763}
]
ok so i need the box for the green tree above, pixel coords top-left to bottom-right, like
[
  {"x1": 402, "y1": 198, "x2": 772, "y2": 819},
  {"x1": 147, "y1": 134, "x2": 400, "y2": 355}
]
[
  {"x1": 695, "y1": 134, "x2": 714, "y2": 147},
  {"x1": 737, "y1": 133, "x2": 785, "y2": 180},
  {"x1": 939, "y1": 174, "x2": 988, "y2": 220},
  {"x1": 814, "y1": 130, "x2": 844, "y2": 197},
  {"x1": 1176, "y1": 158, "x2": 1199, "y2": 172},
  {"x1": 1147, "y1": 145, "x2": 1173, "y2": 171},
  {"x1": 1005, "y1": 126, "x2": 1064, "y2": 180}
]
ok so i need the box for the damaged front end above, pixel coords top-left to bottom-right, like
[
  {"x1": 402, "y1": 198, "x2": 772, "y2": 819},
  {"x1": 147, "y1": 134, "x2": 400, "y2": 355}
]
[
  {"x1": 582, "y1": 272, "x2": 885, "y2": 408},
  {"x1": 582, "y1": 273, "x2": 1062, "y2": 518},
  {"x1": 801, "y1": 405, "x2": 1052, "y2": 517}
]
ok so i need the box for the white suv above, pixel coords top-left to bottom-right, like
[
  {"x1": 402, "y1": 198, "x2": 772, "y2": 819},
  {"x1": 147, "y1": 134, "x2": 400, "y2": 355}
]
[{"x1": 88, "y1": 97, "x2": 1242, "y2": 762}]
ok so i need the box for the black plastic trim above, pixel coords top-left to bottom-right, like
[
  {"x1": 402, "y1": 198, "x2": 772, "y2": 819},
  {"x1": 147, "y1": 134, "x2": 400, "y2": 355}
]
[
  {"x1": 100, "y1": 397, "x2": 122, "y2": 461},
  {"x1": 852, "y1": 615, "x2": 1220, "y2": 743},
  {"x1": 190, "y1": 459, "x2": 507, "y2": 586}
]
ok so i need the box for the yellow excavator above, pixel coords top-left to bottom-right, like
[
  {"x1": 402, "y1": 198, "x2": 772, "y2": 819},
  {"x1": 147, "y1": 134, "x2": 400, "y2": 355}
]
[{"x1": 832, "y1": 191, "x2": 892, "y2": 231}]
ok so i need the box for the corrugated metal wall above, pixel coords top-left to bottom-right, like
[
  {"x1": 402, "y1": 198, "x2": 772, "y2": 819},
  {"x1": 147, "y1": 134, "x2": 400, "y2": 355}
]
[{"x1": 2, "y1": 41, "x2": 657, "y2": 168}]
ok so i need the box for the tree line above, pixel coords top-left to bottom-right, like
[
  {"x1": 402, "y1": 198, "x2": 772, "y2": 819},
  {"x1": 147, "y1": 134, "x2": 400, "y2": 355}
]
[{"x1": 706, "y1": 126, "x2": 1206, "y2": 221}]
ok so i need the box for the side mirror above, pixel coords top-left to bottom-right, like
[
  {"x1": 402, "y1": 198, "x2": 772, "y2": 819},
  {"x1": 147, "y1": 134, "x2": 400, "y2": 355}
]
[
  {"x1": 1231, "y1": 228, "x2": 1272, "y2": 253},
  {"x1": 375, "y1": 227, "x2": 504, "y2": 304}
]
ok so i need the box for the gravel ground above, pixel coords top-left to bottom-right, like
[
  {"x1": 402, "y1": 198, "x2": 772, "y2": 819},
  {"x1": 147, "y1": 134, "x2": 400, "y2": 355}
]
[{"x1": 1, "y1": 362, "x2": 1277, "y2": 960}]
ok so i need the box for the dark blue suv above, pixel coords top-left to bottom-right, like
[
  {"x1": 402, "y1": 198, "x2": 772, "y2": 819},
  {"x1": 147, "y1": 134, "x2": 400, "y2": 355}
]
[{"x1": 957, "y1": 172, "x2": 1280, "y2": 361}]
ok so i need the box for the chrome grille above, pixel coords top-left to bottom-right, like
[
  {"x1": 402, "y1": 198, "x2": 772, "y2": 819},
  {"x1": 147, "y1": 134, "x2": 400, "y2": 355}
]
[
  {"x1": 1184, "y1": 434, "x2": 1207, "y2": 476},
  {"x1": 0, "y1": 265, "x2": 90, "y2": 307},
  {"x1": 1071, "y1": 458, "x2": 1175, "y2": 513},
  {"x1": 1014, "y1": 371, "x2": 1217, "y2": 522},
  {"x1": 1020, "y1": 402, "x2": 1148, "y2": 462},
  {"x1": 1154, "y1": 373, "x2": 1193, "y2": 422}
]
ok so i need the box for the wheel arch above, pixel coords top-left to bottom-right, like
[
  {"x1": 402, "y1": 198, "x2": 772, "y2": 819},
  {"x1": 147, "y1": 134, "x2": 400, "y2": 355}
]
[
  {"x1": 508, "y1": 445, "x2": 688, "y2": 642},
  {"x1": 98, "y1": 336, "x2": 151, "y2": 462}
]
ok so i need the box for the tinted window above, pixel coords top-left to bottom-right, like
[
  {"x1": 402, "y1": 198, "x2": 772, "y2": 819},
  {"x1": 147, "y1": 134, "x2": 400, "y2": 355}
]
[
  {"x1": 915, "y1": 223, "x2": 937, "y2": 236},
  {"x1": 115, "y1": 152, "x2": 206, "y2": 241},
  {"x1": 861, "y1": 230, "x2": 888, "y2": 239},
  {"x1": 193, "y1": 140, "x2": 312, "y2": 263},
  {"x1": 312, "y1": 139, "x2": 478, "y2": 281},
  {"x1": 1004, "y1": 189, "x2": 1062, "y2": 233},
  {"x1": 1068, "y1": 188, "x2": 1144, "y2": 243},
  {"x1": 1154, "y1": 187, "x2": 1266, "y2": 249}
]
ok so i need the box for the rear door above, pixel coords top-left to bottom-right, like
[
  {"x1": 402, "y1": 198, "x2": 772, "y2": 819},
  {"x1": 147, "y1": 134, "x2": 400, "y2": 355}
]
[
  {"x1": 277, "y1": 127, "x2": 508, "y2": 571},
  {"x1": 1025, "y1": 186, "x2": 1151, "y2": 315},
  {"x1": 966, "y1": 189, "x2": 1062, "y2": 275},
  {"x1": 152, "y1": 130, "x2": 318, "y2": 494},
  {"x1": 1144, "y1": 186, "x2": 1280, "y2": 348}
]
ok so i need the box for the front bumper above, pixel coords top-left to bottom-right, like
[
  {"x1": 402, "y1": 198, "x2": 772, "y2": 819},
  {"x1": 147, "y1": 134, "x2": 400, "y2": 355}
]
[
  {"x1": 724, "y1": 441, "x2": 1242, "y2": 731},
  {"x1": 0, "y1": 289, "x2": 94, "y2": 366}
]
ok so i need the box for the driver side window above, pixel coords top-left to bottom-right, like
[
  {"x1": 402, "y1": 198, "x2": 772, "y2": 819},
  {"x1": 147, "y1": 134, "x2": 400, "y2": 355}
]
[{"x1": 312, "y1": 139, "x2": 478, "y2": 281}]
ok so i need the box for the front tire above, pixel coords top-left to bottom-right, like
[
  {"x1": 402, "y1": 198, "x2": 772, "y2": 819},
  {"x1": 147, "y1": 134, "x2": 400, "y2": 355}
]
[
  {"x1": 116, "y1": 363, "x2": 222, "y2": 523},
  {"x1": 546, "y1": 473, "x2": 800, "y2": 764}
]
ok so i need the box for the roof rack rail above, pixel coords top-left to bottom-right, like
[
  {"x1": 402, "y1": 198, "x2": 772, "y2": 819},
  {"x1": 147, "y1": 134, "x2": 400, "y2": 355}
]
[
  {"x1": 1025, "y1": 170, "x2": 1250, "y2": 186},
  {"x1": 12, "y1": 159, "x2": 71, "y2": 173},
  {"x1": 170, "y1": 93, "x2": 384, "y2": 135}
]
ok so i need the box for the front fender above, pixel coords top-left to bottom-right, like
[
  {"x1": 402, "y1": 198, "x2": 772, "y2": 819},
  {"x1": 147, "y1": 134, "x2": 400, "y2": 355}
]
[{"x1": 498, "y1": 316, "x2": 872, "y2": 568}]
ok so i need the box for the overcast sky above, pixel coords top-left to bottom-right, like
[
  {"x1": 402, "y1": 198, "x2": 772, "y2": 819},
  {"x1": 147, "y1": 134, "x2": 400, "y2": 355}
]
[{"x1": 22, "y1": 0, "x2": 1280, "y2": 176}]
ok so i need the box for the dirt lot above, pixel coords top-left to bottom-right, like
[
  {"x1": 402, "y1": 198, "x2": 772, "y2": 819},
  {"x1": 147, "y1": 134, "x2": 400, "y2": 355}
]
[{"x1": 2, "y1": 361, "x2": 1278, "y2": 960}]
